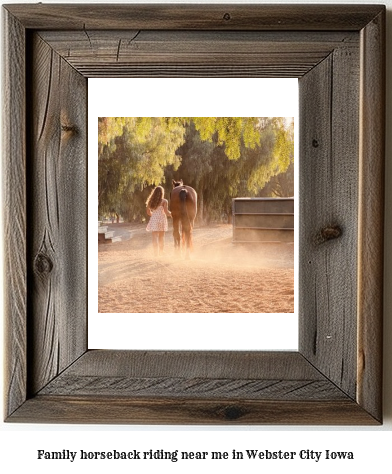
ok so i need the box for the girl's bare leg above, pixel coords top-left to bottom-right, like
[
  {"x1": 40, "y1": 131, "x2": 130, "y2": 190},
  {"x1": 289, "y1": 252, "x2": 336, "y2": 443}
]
[
  {"x1": 152, "y1": 232, "x2": 159, "y2": 256},
  {"x1": 158, "y1": 231, "x2": 165, "y2": 254}
]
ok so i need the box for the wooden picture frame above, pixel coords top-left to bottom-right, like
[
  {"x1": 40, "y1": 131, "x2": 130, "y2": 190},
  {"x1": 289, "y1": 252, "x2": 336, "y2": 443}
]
[{"x1": 3, "y1": 4, "x2": 385, "y2": 424}]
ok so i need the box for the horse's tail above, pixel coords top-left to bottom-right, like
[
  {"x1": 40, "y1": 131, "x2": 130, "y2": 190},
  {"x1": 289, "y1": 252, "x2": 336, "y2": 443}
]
[{"x1": 179, "y1": 188, "x2": 192, "y2": 248}]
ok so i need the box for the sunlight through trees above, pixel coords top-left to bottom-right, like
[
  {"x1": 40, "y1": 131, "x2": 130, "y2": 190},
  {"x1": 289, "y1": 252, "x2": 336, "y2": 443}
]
[{"x1": 98, "y1": 117, "x2": 294, "y2": 223}]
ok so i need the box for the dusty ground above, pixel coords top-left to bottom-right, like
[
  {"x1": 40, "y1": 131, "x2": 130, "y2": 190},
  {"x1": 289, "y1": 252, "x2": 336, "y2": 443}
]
[{"x1": 98, "y1": 223, "x2": 294, "y2": 313}]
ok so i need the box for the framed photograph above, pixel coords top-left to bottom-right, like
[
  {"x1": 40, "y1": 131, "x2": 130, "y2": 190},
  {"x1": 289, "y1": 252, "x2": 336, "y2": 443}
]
[
  {"x1": 90, "y1": 79, "x2": 298, "y2": 351},
  {"x1": 3, "y1": 4, "x2": 384, "y2": 424}
]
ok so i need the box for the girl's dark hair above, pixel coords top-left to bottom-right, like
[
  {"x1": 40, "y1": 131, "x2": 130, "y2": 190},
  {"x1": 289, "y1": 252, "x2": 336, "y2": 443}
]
[{"x1": 146, "y1": 186, "x2": 164, "y2": 210}]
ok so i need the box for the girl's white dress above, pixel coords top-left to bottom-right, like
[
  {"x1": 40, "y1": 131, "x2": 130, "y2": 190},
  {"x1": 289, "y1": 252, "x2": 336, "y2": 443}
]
[{"x1": 146, "y1": 202, "x2": 168, "y2": 232}]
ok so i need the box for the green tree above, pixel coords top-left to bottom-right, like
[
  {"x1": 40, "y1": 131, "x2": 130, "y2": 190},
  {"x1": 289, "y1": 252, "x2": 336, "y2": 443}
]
[
  {"x1": 98, "y1": 117, "x2": 185, "y2": 217},
  {"x1": 257, "y1": 118, "x2": 294, "y2": 197},
  {"x1": 165, "y1": 118, "x2": 294, "y2": 223},
  {"x1": 98, "y1": 117, "x2": 294, "y2": 222},
  {"x1": 191, "y1": 117, "x2": 260, "y2": 160}
]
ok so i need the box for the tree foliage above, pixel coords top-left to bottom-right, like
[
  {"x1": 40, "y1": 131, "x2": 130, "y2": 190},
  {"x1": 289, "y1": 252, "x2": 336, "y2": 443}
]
[
  {"x1": 191, "y1": 117, "x2": 261, "y2": 160},
  {"x1": 98, "y1": 117, "x2": 294, "y2": 222},
  {"x1": 98, "y1": 117, "x2": 185, "y2": 216}
]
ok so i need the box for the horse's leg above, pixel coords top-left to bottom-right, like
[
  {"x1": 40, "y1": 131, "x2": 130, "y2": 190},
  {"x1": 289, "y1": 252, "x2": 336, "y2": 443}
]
[
  {"x1": 181, "y1": 227, "x2": 186, "y2": 250},
  {"x1": 172, "y1": 217, "x2": 181, "y2": 252},
  {"x1": 189, "y1": 224, "x2": 194, "y2": 252},
  {"x1": 184, "y1": 215, "x2": 195, "y2": 257},
  {"x1": 182, "y1": 226, "x2": 191, "y2": 260},
  {"x1": 179, "y1": 214, "x2": 189, "y2": 259},
  {"x1": 185, "y1": 232, "x2": 190, "y2": 259}
]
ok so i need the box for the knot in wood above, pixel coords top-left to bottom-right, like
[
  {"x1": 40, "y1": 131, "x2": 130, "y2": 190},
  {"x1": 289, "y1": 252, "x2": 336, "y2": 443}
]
[
  {"x1": 315, "y1": 225, "x2": 342, "y2": 244},
  {"x1": 61, "y1": 124, "x2": 77, "y2": 133},
  {"x1": 223, "y1": 405, "x2": 244, "y2": 420},
  {"x1": 312, "y1": 139, "x2": 319, "y2": 148},
  {"x1": 223, "y1": 12, "x2": 231, "y2": 21},
  {"x1": 34, "y1": 252, "x2": 53, "y2": 274}
]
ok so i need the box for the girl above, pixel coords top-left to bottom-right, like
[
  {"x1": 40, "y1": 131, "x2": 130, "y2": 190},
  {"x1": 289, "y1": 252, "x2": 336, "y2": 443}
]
[{"x1": 146, "y1": 185, "x2": 172, "y2": 256}]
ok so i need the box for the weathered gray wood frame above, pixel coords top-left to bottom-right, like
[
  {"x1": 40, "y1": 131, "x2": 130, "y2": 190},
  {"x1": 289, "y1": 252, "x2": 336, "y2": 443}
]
[{"x1": 3, "y1": 4, "x2": 385, "y2": 424}]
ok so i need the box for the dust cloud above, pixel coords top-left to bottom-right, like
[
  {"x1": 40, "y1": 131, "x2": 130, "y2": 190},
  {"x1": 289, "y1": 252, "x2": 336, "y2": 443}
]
[{"x1": 98, "y1": 223, "x2": 294, "y2": 313}]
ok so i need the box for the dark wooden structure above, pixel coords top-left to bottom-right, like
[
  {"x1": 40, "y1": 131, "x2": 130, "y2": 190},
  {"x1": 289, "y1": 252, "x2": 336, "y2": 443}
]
[
  {"x1": 3, "y1": 4, "x2": 384, "y2": 425},
  {"x1": 232, "y1": 197, "x2": 294, "y2": 243}
]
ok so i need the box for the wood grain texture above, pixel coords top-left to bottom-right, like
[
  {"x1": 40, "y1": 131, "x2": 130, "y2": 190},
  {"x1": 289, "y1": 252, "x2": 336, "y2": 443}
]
[
  {"x1": 4, "y1": 4, "x2": 384, "y2": 31},
  {"x1": 49, "y1": 350, "x2": 328, "y2": 379},
  {"x1": 14, "y1": 351, "x2": 374, "y2": 423},
  {"x1": 37, "y1": 351, "x2": 345, "y2": 400},
  {"x1": 38, "y1": 30, "x2": 358, "y2": 78},
  {"x1": 299, "y1": 40, "x2": 360, "y2": 399},
  {"x1": 9, "y1": 396, "x2": 379, "y2": 425},
  {"x1": 39, "y1": 377, "x2": 347, "y2": 400},
  {"x1": 27, "y1": 33, "x2": 87, "y2": 395},
  {"x1": 357, "y1": 9, "x2": 385, "y2": 422},
  {"x1": 2, "y1": 9, "x2": 27, "y2": 419}
]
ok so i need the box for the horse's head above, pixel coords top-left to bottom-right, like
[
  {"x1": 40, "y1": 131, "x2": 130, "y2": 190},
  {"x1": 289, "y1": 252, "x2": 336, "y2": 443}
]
[{"x1": 172, "y1": 179, "x2": 183, "y2": 188}]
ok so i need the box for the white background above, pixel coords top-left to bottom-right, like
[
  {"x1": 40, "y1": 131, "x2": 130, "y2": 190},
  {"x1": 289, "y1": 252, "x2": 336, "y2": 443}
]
[
  {"x1": 88, "y1": 78, "x2": 299, "y2": 351},
  {"x1": 1, "y1": 0, "x2": 391, "y2": 473}
]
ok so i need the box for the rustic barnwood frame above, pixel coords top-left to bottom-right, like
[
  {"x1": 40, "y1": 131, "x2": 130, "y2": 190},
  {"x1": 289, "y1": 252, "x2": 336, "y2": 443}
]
[{"x1": 3, "y1": 4, "x2": 384, "y2": 424}]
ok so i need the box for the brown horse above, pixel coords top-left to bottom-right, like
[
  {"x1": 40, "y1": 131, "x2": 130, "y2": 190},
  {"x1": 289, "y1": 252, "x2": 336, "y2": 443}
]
[{"x1": 170, "y1": 180, "x2": 197, "y2": 258}]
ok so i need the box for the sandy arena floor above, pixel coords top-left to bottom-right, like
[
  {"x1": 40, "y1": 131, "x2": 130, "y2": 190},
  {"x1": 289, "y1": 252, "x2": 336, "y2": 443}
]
[{"x1": 98, "y1": 223, "x2": 294, "y2": 313}]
